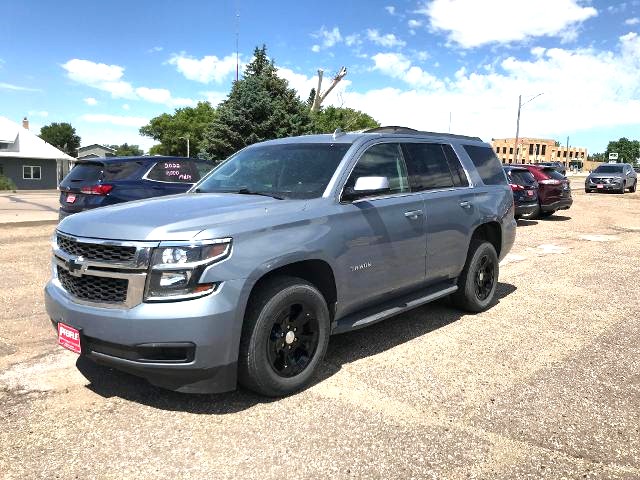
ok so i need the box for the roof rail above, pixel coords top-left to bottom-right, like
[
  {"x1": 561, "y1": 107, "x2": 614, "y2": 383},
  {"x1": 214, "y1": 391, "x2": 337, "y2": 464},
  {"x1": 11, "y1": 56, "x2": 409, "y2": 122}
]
[{"x1": 363, "y1": 126, "x2": 482, "y2": 142}]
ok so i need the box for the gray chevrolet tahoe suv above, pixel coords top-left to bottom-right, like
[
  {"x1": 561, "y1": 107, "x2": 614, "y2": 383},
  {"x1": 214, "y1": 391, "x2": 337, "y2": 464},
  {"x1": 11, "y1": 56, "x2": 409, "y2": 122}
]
[{"x1": 45, "y1": 127, "x2": 516, "y2": 396}]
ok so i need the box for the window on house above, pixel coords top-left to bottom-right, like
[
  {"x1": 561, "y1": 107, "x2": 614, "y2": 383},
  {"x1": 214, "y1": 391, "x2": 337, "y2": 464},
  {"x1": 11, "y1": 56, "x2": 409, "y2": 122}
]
[
  {"x1": 563, "y1": 151, "x2": 567, "y2": 158},
  {"x1": 502, "y1": 146, "x2": 507, "y2": 154},
  {"x1": 529, "y1": 144, "x2": 534, "y2": 155},
  {"x1": 23, "y1": 165, "x2": 42, "y2": 180},
  {"x1": 509, "y1": 147, "x2": 513, "y2": 154},
  {"x1": 541, "y1": 145, "x2": 546, "y2": 155},
  {"x1": 495, "y1": 147, "x2": 500, "y2": 153}
]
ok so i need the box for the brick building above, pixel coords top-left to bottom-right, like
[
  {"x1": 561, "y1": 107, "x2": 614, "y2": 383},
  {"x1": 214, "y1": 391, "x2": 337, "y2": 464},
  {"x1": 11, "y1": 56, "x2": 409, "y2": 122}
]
[{"x1": 491, "y1": 137, "x2": 588, "y2": 169}]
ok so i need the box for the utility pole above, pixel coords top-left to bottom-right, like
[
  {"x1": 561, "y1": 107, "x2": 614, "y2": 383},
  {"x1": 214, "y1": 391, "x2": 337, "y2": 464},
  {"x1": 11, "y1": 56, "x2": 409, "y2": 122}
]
[
  {"x1": 566, "y1": 136, "x2": 569, "y2": 168},
  {"x1": 448, "y1": 112, "x2": 452, "y2": 133},
  {"x1": 311, "y1": 67, "x2": 347, "y2": 112},
  {"x1": 513, "y1": 95, "x2": 521, "y2": 163},
  {"x1": 235, "y1": 7, "x2": 240, "y2": 82},
  {"x1": 513, "y1": 92, "x2": 543, "y2": 163}
]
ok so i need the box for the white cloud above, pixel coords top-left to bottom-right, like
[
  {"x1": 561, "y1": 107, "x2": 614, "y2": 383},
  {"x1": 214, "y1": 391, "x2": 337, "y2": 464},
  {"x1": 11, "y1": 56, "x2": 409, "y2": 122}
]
[
  {"x1": 122, "y1": 104, "x2": 130, "y2": 110},
  {"x1": 148, "y1": 46, "x2": 163, "y2": 53},
  {"x1": 345, "y1": 34, "x2": 362, "y2": 47},
  {"x1": 625, "y1": 17, "x2": 640, "y2": 25},
  {"x1": 0, "y1": 82, "x2": 41, "y2": 92},
  {"x1": 311, "y1": 45, "x2": 321, "y2": 53},
  {"x1": 421, "y1": 0, "x2": 598, "y2": 48},
  {"x1": 371, "y1": 52, "x2": 442, "y2": 89},
  {"x1": 385, "y1": 6, "x2": 396, "y2": 15},
  {"x1": 84, "y1": 97, "x2": 98, "y2": 106},
  {"x1": 311, "y1": 26, "x2": 343, "y2": 49},
  {"x1": 62, "y1": 59, "x2": 136, "y2": 99},
  {"x1": 168, "y1": 53, "x2": 237, "y2": 83},
  {"x1": 28, "y1": 110, "x2": 48, "y2": 118},
  {"x1": 408, "y1": 19, "x2": 423, "y2": 28},
  {"x1": 135, "y1": 87, "x2": 194, "y2": 107},
  {"x1": 366, "y1": 29, "x2": 407, "y2": 48},
  {"x1": 63, "y1": 58, "x2": 194, "y2": 107},
  {"x1": 202, "y1": 91, "x2": 227, "y2": 106},
  {"x1": 80, "y1": 114, "x2": 148, "y2": 128},
  {"x1": 338, "y1": 34, "x2": 640, "y2": 150}
]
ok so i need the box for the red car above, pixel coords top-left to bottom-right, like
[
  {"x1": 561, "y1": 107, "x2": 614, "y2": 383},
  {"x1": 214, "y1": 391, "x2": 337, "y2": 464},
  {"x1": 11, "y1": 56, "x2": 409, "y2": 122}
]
[{"x1": 517, "y1": 165, "x2": 572, "y2": 219}]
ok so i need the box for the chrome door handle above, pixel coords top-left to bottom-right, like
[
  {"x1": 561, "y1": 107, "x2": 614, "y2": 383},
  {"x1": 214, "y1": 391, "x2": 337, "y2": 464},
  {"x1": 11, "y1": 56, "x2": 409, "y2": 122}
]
[
  {"x1": 404, "y1": 210, "x2": 423, "y2": 219},
  {"x1": 459, "y1": 201, "x2": 472, "y2": 209}
]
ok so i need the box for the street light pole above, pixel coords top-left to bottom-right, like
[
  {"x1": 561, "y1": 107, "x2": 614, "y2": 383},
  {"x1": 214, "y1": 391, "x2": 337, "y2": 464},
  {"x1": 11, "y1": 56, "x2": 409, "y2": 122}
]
[
  {"x1": 180, "y1": 135, "x2": 190, "y2": 157},
  {"x1": 513, "y1": 92, "x2": 543, "y2": 163}
]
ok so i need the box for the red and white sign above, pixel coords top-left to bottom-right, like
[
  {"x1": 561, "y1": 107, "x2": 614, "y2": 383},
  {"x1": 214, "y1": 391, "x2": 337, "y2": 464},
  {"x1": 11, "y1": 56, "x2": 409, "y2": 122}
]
[
  {"x1": 58, "y1": 322, "x2": 81, "y2": 354},
  {"x1": 66, "y1": 194, "x2": 76, "y2": 203}
]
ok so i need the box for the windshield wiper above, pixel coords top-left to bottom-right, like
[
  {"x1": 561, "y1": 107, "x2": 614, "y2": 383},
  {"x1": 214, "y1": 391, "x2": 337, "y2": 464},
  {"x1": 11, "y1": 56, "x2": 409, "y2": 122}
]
[
  {"x1": 235, "y1": 188, "x2": 285, "y2": 200},
  {"x1": 193, "y1": 187, "x2": 284, "y2": 199}
]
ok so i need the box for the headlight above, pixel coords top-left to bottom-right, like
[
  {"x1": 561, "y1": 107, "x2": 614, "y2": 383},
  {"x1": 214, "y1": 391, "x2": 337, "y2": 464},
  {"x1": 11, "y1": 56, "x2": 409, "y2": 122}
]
[{"x1": 144, "y1": 238, "x2": 231, "y2": 302}]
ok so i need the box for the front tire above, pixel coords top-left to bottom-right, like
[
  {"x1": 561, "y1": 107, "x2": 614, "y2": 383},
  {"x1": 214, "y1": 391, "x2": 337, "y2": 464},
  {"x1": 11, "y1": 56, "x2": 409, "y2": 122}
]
[
  {"x1": 451, "y1": 240, "x2": 499, "y2": 313},
  {"x1": 619, "y1": 182, "x2": 626, "y2": 194},
  {"x1": 629, "y1": 181, "x2": 636, "y2": 193},
  {"x1": 238, "y1": 276, "x2": 330, "y2": 397}
]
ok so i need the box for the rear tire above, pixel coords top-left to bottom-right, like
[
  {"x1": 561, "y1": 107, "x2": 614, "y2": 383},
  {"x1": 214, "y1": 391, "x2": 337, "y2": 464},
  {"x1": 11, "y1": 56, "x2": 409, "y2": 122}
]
[
  {"x1": 238, "y1": 276, "x2": 330, "y2": 397},
  {"x1": 629, "y1": 181, "x2": 636, "y2": 193},
  {"x1": 451, "y1": 240, "x2": 499, "y2": 313}
]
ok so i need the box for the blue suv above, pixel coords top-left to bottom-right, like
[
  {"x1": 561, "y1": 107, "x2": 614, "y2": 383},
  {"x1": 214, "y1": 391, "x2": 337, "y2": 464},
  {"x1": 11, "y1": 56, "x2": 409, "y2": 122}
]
[
  {"x1": 58, "y1": 156, "x2": 213, "y2": 219},
  {"x1": 47, "y1": 128, "x2": 516, "y2": 396}
]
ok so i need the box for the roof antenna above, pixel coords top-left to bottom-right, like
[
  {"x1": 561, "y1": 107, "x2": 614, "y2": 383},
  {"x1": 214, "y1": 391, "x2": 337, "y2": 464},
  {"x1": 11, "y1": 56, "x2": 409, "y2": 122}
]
[
  {"x1": 235, "y1": 1, "x2": 240, "y2": 82},
  {"x1": 333, "y1": 128, "x2": 345, "y2": 139}
]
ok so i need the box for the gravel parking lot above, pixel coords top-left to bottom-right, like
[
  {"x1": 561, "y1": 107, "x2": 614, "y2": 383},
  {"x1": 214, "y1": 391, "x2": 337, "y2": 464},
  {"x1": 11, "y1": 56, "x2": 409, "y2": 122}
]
[{"x1": 1, "y1": 188, "x2": 639, "y2": 479}]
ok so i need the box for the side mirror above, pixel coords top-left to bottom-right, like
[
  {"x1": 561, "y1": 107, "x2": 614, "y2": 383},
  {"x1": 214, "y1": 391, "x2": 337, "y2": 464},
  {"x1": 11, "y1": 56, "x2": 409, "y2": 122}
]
[{"x1": 343, "y1": 176, "x2": 390, "y2": 201}]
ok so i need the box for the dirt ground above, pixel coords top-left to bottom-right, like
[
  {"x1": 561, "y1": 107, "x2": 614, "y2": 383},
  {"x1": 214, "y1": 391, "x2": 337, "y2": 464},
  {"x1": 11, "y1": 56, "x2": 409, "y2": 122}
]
[{"x1": 1, "y1": 187, "x2": 639, "y2": 479}]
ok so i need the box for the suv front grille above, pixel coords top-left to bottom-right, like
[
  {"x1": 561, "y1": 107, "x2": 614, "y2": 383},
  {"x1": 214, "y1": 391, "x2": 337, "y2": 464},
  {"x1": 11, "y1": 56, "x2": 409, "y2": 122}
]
[
  {"x1": 57, "y1": 266, "x2": 128, "y2": 303},
  {"x1": 57, "y1": 234, "x2": 136, "y2": 263}
]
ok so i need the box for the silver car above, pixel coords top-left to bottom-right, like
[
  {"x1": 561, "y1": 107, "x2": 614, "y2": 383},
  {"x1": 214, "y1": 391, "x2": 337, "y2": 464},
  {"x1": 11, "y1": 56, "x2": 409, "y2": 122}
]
[{"x1": 585, "y1": 163, "x2": 637, "y2": 193}]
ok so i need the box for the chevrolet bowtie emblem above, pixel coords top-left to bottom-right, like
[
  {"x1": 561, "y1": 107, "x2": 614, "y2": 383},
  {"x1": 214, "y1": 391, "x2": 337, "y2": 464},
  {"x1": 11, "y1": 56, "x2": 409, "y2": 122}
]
[{"x1": 67, "y1": 256, "x2": 85, "y2": 276}]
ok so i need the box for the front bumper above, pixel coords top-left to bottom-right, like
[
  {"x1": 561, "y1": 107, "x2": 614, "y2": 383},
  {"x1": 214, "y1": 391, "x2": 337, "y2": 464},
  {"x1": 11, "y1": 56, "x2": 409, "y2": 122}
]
[
  {"x1": 44, "y1": 278, "x2": 246, "y2": 393},
  {"x1": 585, "y1": 181, "x2": 623, "y2": 191}
]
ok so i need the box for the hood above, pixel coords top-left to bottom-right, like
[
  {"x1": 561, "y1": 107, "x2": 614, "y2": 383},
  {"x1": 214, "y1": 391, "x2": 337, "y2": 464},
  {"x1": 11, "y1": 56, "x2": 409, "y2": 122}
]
[{"x1": 57, "y1": 193, "x2": 308, "y2": 241}]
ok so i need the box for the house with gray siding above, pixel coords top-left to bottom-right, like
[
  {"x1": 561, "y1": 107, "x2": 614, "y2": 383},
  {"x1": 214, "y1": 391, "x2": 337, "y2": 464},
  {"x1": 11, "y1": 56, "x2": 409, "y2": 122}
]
[
  {"x1": 77, "y1": 144, "x2": 116, "y2": 160},
  {"x1": 0, "y1": 116, "x2": 74, "y2": 190}
]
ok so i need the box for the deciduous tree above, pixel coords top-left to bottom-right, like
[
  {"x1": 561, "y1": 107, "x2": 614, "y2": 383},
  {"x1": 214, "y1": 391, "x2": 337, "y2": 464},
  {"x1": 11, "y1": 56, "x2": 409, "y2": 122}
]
[{"x1": 39, "y1": 122, "x2": 81, "y2": 157}]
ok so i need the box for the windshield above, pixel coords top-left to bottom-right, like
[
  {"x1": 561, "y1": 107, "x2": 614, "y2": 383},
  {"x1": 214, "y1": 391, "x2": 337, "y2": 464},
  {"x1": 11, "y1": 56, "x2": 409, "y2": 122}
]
[
  {"x1": 194, "y1": 143, "x2": 351, "y2": 199},
  {"x1": 594, "y1": 164, "x2": 623, "y2": 173}
]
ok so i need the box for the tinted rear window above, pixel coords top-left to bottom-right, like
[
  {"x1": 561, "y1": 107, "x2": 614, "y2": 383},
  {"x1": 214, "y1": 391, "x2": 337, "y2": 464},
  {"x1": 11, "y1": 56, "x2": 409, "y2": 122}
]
[
  {"x1": 102, "y1": 161, "x2": 144, "y2": 181},
  {"x1": 545, "y1": 169, "x2": 566, "y2": 180},
  {"x1": 463, "y1": 145, "x2": 507, "y2": 185},
  {"x1": 507, "y1": 169, "x2": 536, "y2": 185},
  {"x1": 62, "y1": 163, "x2": 103, "y2": 185}
]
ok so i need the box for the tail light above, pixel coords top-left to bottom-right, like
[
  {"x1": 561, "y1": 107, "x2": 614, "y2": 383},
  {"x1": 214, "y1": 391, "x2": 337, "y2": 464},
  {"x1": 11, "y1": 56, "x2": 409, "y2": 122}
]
[
  {"x1": 509, "y1": 183, "x2": 525, "y2": 191},
  {"x1": 81, "y1": 184, "x2": 113, "y2": 195},
  {"x1": 539, "y1": 179, "x2": 561, "y2": 185}
]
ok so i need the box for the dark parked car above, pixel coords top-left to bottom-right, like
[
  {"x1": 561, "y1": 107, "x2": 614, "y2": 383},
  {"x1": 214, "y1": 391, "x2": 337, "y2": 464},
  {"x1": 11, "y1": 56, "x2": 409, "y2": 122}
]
[
  {"x1": 58, "y1": 156, "x2": 213, "y2": 219},
  {"x1": 535, "y1": 161, "x2": 566, "y2": 176},
  {"x1": 585, "y1": 163, "x2": 637, "y2": 193},
  {"x1": 519, "y1": 164, "x2": 572, "y2": 218},
  {"x1": 503, "y1": 165, "x2": 539, "y2": 219}
]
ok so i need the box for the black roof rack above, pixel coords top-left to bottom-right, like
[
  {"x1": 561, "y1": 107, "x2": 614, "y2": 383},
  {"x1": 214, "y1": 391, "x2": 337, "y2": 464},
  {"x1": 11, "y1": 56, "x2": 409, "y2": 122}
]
[{"x1": 363, "y1": 126, "x2": 482, "y2": 142}]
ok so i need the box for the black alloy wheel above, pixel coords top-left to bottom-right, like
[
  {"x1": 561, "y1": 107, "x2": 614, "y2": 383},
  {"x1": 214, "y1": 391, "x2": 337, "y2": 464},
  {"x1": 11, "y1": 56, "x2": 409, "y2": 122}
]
[
  {"x1": 474, "y1": 255, "x2": 495, "y2": 301},
  {"x1": 267, "y1": 303, "x2": 319, "y2": 378},
  {"x1": 238, "y1": 276, "x2": 330, "y2": 396}
]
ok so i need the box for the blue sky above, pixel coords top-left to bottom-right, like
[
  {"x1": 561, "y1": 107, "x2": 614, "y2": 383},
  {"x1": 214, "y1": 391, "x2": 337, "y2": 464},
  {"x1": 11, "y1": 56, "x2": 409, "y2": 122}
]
[{"x1": 1, "y1": 0, "x2": 639, "y2": 154}]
